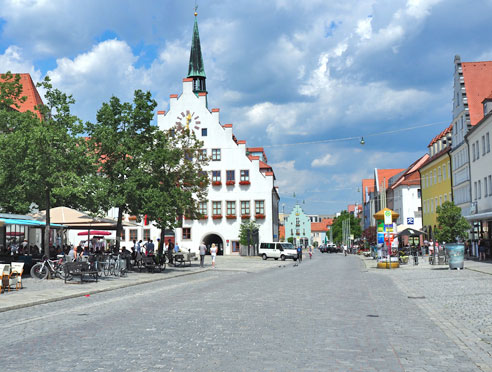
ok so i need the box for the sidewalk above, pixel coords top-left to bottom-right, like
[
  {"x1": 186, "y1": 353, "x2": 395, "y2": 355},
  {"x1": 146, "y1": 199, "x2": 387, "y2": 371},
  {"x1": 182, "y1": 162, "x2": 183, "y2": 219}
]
[
  {"x1": 359, "y1": 254, "x2": 492, "y2": 275},
  {"x1": 0, "y1": 255, "x2": 282, "y2": 313}
]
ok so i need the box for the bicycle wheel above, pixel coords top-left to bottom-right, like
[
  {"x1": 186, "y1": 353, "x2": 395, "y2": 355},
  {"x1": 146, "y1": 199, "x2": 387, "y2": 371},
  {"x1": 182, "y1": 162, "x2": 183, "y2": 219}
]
[
  {"x1": 55, "y1": 264, "x2": 67, "y2": 280},
  {"x1": 96, "y1": 262, "x2": 104, "y2": 278},
  {"x1": 103, "y1": 261, "x2": 111, "y2": 276},
  {"x1": 31, "y1": 263, "x2": 48, "y2": 280}
]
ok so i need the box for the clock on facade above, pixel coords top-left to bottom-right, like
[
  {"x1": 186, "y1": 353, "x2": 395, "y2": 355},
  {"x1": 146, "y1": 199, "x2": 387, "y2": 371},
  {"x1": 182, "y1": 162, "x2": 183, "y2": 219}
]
[{"x1": 175, "y1": 110, "x2": 201, "y2": 131}]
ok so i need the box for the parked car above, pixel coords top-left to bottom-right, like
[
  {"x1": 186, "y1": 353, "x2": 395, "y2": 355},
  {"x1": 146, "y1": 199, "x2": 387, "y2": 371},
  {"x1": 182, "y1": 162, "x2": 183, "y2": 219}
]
[
  {"x1": 319, "y1": 245, "x2": 328, "y2": 253},
  {"x1": 259, "y1": 242, "x2": 298, "y2": 261},
  {"x1": 327, "y1": 244, "x2": 339, "y2": 253}
]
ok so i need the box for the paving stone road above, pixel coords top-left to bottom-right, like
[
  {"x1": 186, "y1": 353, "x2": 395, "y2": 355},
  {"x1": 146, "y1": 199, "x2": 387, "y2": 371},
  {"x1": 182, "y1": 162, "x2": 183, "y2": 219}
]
[{"x1": 0, "y1": 254, "x2": 486, "y2": 371}]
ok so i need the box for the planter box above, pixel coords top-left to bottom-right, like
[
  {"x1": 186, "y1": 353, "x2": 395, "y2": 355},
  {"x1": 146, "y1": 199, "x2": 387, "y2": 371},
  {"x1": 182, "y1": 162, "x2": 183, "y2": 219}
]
[
  {"x1": 212, "y1": 181, "x2": 222, "y2": 186},
  {"x1": 241, "y1": 215, "x2": 250, "y2": 219},
  {"x1": 199, "y1": 215, "x2": 208, "y2": 220},
  {"x1": 239, "y1": 181, "x2": 250, "y2": 185},
  {"x1": 226, "y1": 215, "x2": 237, "y2": 219},
  {"x1": 212, "y1": 215, "x2": 222, "y2": 220},
  {"x1": 255, "y1": 214, "x2": 265, "y2": 219},
  {"x1": 226, "y1": 181, "x2": 235, "y2": 186}
]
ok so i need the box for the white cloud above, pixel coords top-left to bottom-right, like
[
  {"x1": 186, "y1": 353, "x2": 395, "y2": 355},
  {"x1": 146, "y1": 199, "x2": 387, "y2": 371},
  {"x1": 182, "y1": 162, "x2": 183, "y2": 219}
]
[
  {"x1": 0, "y1": 46, "x2": 41, "y2": 81},
  {"x1": 356, "y1": 16, "x2": 373, "y2": 40},
  {"x1": 271, "y1": 160, "x2": 315, "y2": 195},
  {"x1": 311, "y1": 153, "x2": 338, "y2": 167},
  {"x1": 405, "y1": 0, "x2": 444, "y2": 20}
]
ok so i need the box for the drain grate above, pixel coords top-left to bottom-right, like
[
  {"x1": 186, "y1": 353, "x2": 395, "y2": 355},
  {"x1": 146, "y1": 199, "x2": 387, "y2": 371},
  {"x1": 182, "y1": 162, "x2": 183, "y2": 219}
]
[{"x1": 408, "y1": 296, "x2": 426, "y2": 299}]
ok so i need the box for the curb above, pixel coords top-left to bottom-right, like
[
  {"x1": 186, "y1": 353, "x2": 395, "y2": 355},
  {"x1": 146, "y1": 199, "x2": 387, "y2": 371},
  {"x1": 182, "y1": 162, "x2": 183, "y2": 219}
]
[{"x1": 0, "y1": 268, "x2": 209, "y2": 313}]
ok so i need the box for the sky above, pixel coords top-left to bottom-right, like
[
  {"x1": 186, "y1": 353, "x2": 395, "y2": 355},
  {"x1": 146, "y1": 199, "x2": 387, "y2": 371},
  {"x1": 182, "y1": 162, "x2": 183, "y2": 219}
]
[{"x1": 1, "y1": 0, "x2": 492, "y2": 216}]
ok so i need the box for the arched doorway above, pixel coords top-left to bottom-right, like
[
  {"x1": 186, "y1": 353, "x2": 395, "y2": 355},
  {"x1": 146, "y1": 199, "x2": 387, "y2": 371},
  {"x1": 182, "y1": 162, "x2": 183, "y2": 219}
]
[{"x1": 203, "y1": 233, "x2": 224, "y2": 255}]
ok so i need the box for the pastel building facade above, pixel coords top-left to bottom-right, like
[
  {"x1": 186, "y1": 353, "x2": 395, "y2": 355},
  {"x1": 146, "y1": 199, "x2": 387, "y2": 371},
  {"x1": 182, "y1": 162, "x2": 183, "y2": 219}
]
[{"x1": 284, "y1": 204, "x2": 311, "y2": 247}]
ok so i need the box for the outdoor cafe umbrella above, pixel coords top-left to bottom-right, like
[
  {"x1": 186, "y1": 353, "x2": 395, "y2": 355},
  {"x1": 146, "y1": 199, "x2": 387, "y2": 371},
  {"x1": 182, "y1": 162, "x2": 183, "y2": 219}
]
[
  {"x1": 397, "y1": 228, "x2": 425, "y2": 237},
  {"x1": 77, "y1": 231, "x2": 112, "y2": 236}
]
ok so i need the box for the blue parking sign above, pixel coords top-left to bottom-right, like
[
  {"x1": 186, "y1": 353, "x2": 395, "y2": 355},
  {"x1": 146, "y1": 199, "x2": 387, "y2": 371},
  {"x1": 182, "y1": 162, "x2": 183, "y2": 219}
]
[{"x1": 407, "y1": 217, "x2": 414, "y2": 225}]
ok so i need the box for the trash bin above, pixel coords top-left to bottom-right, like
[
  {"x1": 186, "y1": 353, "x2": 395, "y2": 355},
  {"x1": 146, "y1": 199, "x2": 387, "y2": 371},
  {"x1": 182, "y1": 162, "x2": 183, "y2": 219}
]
[{"x1": 445, "y1": 243, "x2": 464, "y2": 270}]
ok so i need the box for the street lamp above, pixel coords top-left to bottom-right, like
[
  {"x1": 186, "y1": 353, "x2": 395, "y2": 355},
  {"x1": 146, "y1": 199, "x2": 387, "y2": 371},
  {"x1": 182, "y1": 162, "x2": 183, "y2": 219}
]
[{"x1": 360, "y1": 137, "x2": 365, "y2": 145}]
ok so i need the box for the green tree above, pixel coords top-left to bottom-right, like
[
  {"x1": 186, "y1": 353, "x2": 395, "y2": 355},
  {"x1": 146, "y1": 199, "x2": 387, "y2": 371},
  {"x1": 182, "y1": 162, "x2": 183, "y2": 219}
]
[
  {"x1": 435, "y1": 201, "x2": 470, "y2": 243},
  {"x1": 239, "y1": 220, "x2": 259, "y2": 246},
  {"x1": 331, "y1": 211, "x2": 362, "y2": 244},
  {"x1": 86, "y1": 91, "x2": 158, "y2": 248},
  {"x1": 141, "y1": 127, "x2": 209, "y2": 250},
  {"x1": 0, "y1": 76, "x2": 93, "y2": 255},
  {"x1": 0, "y1": 71, "x2": 26, "y2": 110}
]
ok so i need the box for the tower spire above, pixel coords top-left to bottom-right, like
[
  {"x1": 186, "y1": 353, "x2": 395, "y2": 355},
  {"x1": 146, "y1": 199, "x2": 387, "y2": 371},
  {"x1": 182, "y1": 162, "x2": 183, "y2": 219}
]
[{"x1": 188, "y1": 10, "x2": 206, "y2": 94}]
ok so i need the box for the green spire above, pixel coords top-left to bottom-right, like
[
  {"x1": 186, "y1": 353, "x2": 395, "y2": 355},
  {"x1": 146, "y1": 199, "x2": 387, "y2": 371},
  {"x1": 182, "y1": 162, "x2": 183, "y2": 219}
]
[{"x1": 188, "y1": 16, "x2": 206, "y2": 79}]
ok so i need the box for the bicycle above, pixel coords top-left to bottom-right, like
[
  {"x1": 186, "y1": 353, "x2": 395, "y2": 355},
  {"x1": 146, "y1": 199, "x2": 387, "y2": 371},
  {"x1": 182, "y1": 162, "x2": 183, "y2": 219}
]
[{"x1": 30, "y1": 255, "x2": 67, "y2": 280}]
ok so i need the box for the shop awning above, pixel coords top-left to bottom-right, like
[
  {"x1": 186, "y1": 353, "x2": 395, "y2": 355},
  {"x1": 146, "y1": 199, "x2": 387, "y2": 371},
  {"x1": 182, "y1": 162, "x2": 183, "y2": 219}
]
[
  {"x1": 0, "y1": 218, "x2": 65, "y2": 228},
  {"x1": 464, "y1": 211, "x2": 492, "y2": 221}
]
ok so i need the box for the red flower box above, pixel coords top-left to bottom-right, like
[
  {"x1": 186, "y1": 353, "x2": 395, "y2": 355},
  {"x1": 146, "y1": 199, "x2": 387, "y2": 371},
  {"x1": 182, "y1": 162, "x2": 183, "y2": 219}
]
[
  {"x1": 255, "y1": 214, "x2": 265, "y2": 219},
  {"x1": 199, "y1": 215, "x2": 208, "y2": 220},
  {"x1": 226, "y1": 181, "x2": 235, "y2": 186},
  {"x1": 212, "y1": 215, "x2": 222, "y2": 220},
  {"x1": 212, "y1": 181, "x2": 222, "y2": 186},
  {"x1": 226, "y1": 215, "x2": 237, "y2": 219},
  {"x1": 239, "y1": 181, "x2": 250, "y2": 185},
  {"x1": 241, "y1": 215, "x2": 250, "y2": 219}
]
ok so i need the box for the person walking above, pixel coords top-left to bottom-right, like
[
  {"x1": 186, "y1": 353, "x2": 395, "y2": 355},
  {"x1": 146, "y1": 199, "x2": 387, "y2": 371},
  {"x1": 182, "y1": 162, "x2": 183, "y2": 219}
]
[
  {"x1": 343, "y1": 244, "x2": 347, "y2": 256},
  {"x1": 308, "y1": 246, "x2": 313, "y2": 259},
  {"x1": 167, "y1": 239, "x2": 174, "y2": 266},
  {"x1": 199, "y1": 241, "x2": 207, "y2": 268},
  {"x1": 297, "y1": 245, "x2": 302, "y2": 262},
  {"x1": 210, "y1": 243, "x2": 217, "y2": 268},
  {"x1": 479, "y1": 238, "x2": 486, "y2": 261}
]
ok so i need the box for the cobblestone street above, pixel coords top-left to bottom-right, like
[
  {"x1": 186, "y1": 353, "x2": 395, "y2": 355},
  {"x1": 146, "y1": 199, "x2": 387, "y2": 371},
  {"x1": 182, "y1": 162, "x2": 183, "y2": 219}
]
[{"x1": 0, "y1": 254, "x2": 488, "y2": 371}]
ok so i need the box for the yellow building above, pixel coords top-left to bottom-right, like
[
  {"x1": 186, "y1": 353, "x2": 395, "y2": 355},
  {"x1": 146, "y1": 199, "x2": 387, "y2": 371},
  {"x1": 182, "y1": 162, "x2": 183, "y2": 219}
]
[{"x1": 419, "y1": 124, "x2": 453, "y2": 240}]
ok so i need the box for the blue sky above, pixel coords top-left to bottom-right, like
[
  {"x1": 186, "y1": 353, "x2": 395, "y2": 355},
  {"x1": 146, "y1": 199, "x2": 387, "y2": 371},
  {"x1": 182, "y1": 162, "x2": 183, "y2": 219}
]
[{"x1": 1, "y1": 0, "x2": 492, "y2": 215}]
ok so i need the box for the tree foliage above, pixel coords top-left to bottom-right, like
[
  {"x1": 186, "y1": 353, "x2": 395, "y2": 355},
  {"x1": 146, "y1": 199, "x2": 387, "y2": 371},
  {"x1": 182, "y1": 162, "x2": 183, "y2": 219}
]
[
  {"x1": 435, "y1": 201, "x2": 470, "y2": 243},
  {"x1": 0, "y1": 75, "x2": 94, "y2": 255},
  {"x1": 239, "y1": 220, "x2": 259, "y2": 246},
  {"x1": 331, "y1": 211, "x2": 362, "y2": 244}
]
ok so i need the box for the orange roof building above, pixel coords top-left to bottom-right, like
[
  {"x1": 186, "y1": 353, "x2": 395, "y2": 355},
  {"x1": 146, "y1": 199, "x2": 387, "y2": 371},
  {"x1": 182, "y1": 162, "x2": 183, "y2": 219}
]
[{"x1": 1, "y1": 73, "x2": 43, "y2": 119}]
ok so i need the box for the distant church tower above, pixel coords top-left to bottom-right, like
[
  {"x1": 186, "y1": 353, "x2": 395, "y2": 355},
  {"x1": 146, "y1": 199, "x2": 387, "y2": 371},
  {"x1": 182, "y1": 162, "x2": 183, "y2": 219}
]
[{"x1": 188, "y1": 12, "x2": 207, "y2": 94}]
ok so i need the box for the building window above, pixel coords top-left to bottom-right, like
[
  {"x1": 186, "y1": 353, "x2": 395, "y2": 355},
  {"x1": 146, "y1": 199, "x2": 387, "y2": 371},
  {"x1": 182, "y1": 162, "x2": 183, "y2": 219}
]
[
  {"x1": 143, "y1": 229, "x2": 151, "y2": 241},
  {"x1": 120, "y1": 229, "x2": 126, "y2": 241},
  {"x1": 232, "y1": 241, "x2": 240, "y2": 253},
  {"x1": 442, "y1": 165, "x2": 446, "y2": 181},
  {"x1": 212, "y1": 148, "x2": 221, "y2": 161},
  {"x1": 182, "y1": 228, "x2": 191, "y2": 240},
  {"x1": 417, "y1": 188, "x2": 421, "y2": 198},
  {"x1": 474, "y1": 182, "x2": 478, "y2": 200},
  {"x1": 212, "y1": 201, "x2": 222, "y2": 216},
  {"x1": 240, "y1": 170, "x2": 250, "y2": 182},
  {"x1": 487, "y1": 132, "x2": 491, "y2": 153},
  {"x1": 478, "y1": 180, "x2": 482, "y2": 199},
  {"x1": 201, "y1": 128, "x2": 207, "y2": 137},
  {"x1": 199, "y1": 201, "x2": 207, "y2": 216},
  {"x1": 438, "y1": 167, "x2": 441, "y2": 183},
  {"x1": 434, "y1": 197, "x2": 437, "y2": 211},
  {"x1": 129, "y1": 229, "x2": 138, "y2": 241},
  {"x1": 255, "y1": 200, "x2": 265, "y2": 215},
  {"x1": 485, "y1": 177, "x2": 489, "y2": 198},
  {"x1": 226, "y1": 170, "x2": 235, "y2": 182},
  {"x1": 489, "y1": 175, "x2": 492, "y2": 196},
  {"x1": 444, "y1": 194, "x2": 447, "y2": 202},
  {"x1": 433, "y1": 170, "x2": 437, "y2": 184},
  {"x1": 227, "y1": 201, "x2": 236, "y2": 216},
  {"x1": 476, "y1": 141, "x2": 480, "y2": 159},
  {"x1": 482, "y1": 136, "x2": 486, "y2": 156},
  {"x1": 212, "y1": 170, "x2": 221, "y2": 183},
  {"x1": 439, "y1": 196, "x2": 442, "y2": 207},
  {"x1": 199, "y1": 149, "x2": 207, "y2": 160},
  {"x1": 241, "y1": 201, "x2": 250, "y2": 216}
]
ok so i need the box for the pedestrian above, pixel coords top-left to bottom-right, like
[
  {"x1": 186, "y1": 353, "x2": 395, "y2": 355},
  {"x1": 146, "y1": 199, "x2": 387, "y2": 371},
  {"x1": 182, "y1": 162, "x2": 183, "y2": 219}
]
[
  {"x1": 210, "y1": 243, "x2": 217, "y2": 268},
  {"x1": 148, "y1": 239, "x2": 155, "y2": 255},
  {"x1": 136, "y1": 240, "x2": 142, "y2": 253},
  {"x1": 343, "y1": 244, "x2": 347, "y2": 256},
  {"x1": 199, "y1": 241, "x2": 207, "y2": 267},
  {"x1": 308, "y1": 246, "x2": 313, "y2": 259},
  {"x1": 174, "y1": 242, "x2": 180, "y2": 253},
  {"x1": 479, "y1": 238, "x2": 486, "y2": 261},
  {"x1": 167, "y1": 239, "x2": 174, "y2": 266},
  {"x1": 297, "y1": 245, "x2": 302, "y2": 262}
]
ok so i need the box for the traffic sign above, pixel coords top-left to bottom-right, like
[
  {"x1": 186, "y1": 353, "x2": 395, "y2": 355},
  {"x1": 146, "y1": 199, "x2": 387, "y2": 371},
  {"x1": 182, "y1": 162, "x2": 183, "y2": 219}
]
[
  {"x1": 407, "y1": 217, "x2": 414, "y2": 225},
  {"x1": 384, "y1": 210, "x2": 392, "y2": 225}
]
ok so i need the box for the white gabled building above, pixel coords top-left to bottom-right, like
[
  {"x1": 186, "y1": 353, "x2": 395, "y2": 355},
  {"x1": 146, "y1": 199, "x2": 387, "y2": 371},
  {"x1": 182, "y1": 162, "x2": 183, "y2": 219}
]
[{"x1": 157, "y1": 15, "x2": 279, "y2": 255}]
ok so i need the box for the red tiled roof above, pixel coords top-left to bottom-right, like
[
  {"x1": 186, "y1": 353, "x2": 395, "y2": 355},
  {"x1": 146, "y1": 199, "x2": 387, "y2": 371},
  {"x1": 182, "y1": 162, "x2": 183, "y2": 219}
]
[
  {"x1": 259, "y1": 160, "x2": 270, "y2": 169},
  {"x1": 428, "y1": 123, "x2": 453, "y2": 147},
  {"x1": 389, "y1": 154, "x2": 429, "y2": 190},
  {"x1": 362, "y1": 179, "x2": 373, "y2": 203},
  {"x1": 247, "y1": 147, "x2": 264, "y2": 152},
  {"x1": 1, "y1": 73, "x2": 44, "y2": 119},
  {"x1": 279, "y1": 225, "x2": 285, "y2": 240},
  {"x1": 462, "y1": 61, "x2": 492, "y2": 125},
  {"x1": 377, "y1": 169, "x2": 405, "y2": 190},
  {"x1": 311, "y1": 218, "x2": 333, "y2": 232}
]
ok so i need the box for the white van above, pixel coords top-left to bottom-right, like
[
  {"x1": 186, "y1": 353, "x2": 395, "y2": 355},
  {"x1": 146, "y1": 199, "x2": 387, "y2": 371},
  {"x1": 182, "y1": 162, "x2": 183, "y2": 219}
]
[{"x1": 259, "y1": 242, "x2": 298, "y2": 261}]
